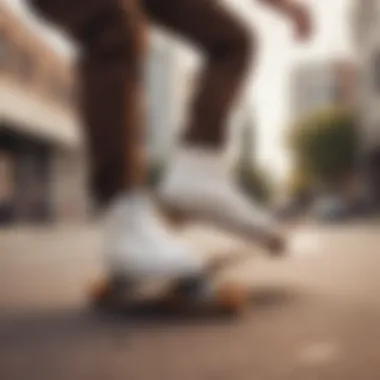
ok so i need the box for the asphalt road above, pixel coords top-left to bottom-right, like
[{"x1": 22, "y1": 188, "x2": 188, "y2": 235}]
[{"x1": 1, "y1": 222, "x2": 380, "y2": 380}]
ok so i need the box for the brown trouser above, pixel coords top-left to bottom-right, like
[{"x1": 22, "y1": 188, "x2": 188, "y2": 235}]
[{"x1": 30, "y1": 0, "x2": 254, "y2": 206}]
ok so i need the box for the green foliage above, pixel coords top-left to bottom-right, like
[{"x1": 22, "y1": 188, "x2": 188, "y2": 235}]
[
  {"x1": 286, "y1": 165, "x2": 313, "y2": 199},
  {"x1": 288, "y1": 107, "x2": 359, "y2": 187}
]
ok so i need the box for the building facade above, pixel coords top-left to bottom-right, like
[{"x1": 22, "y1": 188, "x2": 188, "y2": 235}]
[
  {"x1": 0, "y1": 4, "x2": 86, "y2": 224},
  {"x1": 0, "y1": 4, "x2": 195, "y2": 224},
  {"x1": 290, "y1": 60, "x2": 357, "y2": 122},
  {"x1": 352, "y1": 0, "x2": 380, "y2": 203}
]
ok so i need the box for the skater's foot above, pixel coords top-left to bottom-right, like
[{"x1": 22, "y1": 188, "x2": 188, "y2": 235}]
[
  {"x1": 159, "y1": 147, "x2": 287, "y2": 255},
  {"x1": 103, "y1": 191, "x2": 205, "y2": 282}
]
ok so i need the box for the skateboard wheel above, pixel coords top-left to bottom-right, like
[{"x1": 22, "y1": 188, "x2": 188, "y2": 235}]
[
  {"x1": 87, "y1": 278, "x2": 114, "y2": 304},
  {"x1": 216, "y1": 282, "x2": 248, "y2": 314}
]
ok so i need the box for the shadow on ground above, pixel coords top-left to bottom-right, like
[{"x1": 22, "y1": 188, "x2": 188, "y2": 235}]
[{"x1": 0, "y1": 284, "x2": 308, "y2": 347}]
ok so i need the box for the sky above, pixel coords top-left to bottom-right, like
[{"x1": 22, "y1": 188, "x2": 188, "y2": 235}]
[{"x1": 4, "y1": 0, "x2": 355, "y2": 180}]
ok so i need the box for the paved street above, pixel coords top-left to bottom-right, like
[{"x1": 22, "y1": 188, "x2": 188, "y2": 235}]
[{"x1": 1, "y1": 222, "x2": 380, "y2": 380}]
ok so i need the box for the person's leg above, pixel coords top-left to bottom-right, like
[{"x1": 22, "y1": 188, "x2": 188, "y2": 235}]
[
  {"x1": 30, "y1": 0, "x2": 147, "y2": 205},
  {"x1": 28, "y1": 0, "x2": 205, "y2": 281},
  {"x1": 143, "y1": 0, "x2": 253, "y2": 147},
  {"x1": 144, "y1": 0, "x2": 285, "y2": 253}
]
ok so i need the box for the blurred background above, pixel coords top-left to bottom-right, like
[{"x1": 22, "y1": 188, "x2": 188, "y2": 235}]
[
  {"x1": 0, "y1": 0, "x2": 376, "y2": 225},
  {"x1": 2, "y1": 0, "x2": 380, "y2": 379}
]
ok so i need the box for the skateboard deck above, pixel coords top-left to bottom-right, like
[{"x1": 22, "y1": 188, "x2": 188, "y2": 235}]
[{"x1": 88, "y1": 250, "x2": 252, "y2": 315}]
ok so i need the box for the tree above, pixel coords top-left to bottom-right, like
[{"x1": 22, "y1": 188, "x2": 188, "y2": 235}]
[
  {"x1": 286, "y1": 164, "x2": 314, "y2": 200},
  {"x1": 288, "y1": 107, "x2": 359, "y2": 191}
]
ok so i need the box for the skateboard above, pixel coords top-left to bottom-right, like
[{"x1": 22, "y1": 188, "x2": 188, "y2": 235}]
[{"x1": 88, "y1": 250, "x2": 252, "y2": 315}]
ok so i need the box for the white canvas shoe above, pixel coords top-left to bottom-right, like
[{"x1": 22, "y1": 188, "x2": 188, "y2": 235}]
[
  {"x1": 159, "y1": 147, "x2": 286, "y2": 254},
  {"x1": 103, "y1": 191, "x2": 205, "y2": 282}
]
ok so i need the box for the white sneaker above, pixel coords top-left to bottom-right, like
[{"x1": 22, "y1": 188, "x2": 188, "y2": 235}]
[
  {"x1": 159, "y1": 147, "x2": 286, "y2": 253},
  {"x1": 103, "y1": 191, "x2": 205, "y2": 281}
]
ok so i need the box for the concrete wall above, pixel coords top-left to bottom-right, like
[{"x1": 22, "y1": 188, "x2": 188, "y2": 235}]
[{"x1": 0, "y1": 5, "x2": 86, "y2": 223}]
